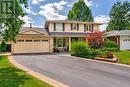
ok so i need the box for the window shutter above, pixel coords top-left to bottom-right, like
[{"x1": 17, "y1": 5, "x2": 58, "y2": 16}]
[
  {"x1": 71, "y1": 23, "x2": 73, "y2": 30},
  {"x1": 77, "y1": 24, "x2": 79, "y2": 31},
  {"x1": 54, "y1": 23, "x2": 56, "y2": 31},
  {"x1": 92, "y1": 24, "x2": 94, "y2": 31},
  {"x1": 63, "y1": 23, "x2": 65, "y2": 31},
  {"x1": 84, "y1": 24, "x2": 86, "y2": 32}
]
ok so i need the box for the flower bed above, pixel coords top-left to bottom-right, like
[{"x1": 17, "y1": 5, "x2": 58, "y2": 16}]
[{"x1": 95, "y1": 55, "x2": 118, "y2": 63}]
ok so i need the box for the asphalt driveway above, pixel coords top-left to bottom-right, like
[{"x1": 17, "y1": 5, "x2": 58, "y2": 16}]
[{"x1": 13, "y1": 54, "x2": 130, "y2": 87}]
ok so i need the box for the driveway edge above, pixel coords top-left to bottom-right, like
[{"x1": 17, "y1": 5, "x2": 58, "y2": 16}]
[
  {"x1": 8, "y1": 56, "x2": 69, "y2": 87},
  {"x1": 72, "y1": 56, "x2": 130, "y2": 68}
]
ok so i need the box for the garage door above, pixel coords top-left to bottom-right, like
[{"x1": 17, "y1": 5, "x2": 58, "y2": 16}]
[
  {"x1": 13, "y1": 39, "x2": 50, "y2": 53},
  {"x1": 120, "y1": 37, "x2": 130, "y2": 50}
]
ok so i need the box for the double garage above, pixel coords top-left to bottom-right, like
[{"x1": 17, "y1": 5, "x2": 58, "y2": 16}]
[{"x1": 10, "y1": 29, "x2": 53, "y2": 54}]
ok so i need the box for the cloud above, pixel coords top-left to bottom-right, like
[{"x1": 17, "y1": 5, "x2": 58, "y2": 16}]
[
  {"x1": 19, "y1": 15, "x2": 33, "y2": 27},
  {"x1": 19, "y1": 15, "x2": 44, "y2": 28},
  {"x1": 25, "y1": 7, "x2": 37, "y2": 15},
  {"x1": 39, "y1": 1, "x2": 67, "y2": 20},
  {"x1": 32, "y1": 0, "x2": 46, "y2": 5},
  {"x1": 84, "y1": 0, "x2": 94, "y2": 7},
  {"x1": 95, "y1": 15, "x2": 110, "y2": 23},
  {"x1": 21, "y1": 5, "x2": 37, "y2": 15},
  {"x1": 32, "y1": 0, "x2": 39, "y2": 4},
  {"x1": 99, "y1": 24, "x2": 108, "y2": 31},
  {"x1": 94, "y1": 15, "x2": 110, "y2": 31}
]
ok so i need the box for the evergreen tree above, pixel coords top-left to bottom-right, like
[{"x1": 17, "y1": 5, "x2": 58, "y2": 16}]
[
  {"x1": 107, "y1": 1, "x2": 130, "y2": 31},
  {"x1": 67, "y1": 0, "x2": 93, "y2": 22}
]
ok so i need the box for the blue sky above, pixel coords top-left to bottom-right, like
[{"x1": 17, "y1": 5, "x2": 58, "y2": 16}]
[{"x1": 21, "y1": 0, "x2": 130, "y2": 30}]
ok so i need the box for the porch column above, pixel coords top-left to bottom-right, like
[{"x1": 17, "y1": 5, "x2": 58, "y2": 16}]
[
  {"x1": 69, "y1": 37, "x2": 71, "y2": 51},
  {"x1": 49, "y1": 37, "x2": 53, "y2": 53}
]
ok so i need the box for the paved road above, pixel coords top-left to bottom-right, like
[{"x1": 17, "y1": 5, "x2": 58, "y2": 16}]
[{"x1": 13, "y1": 54, "x2": 130, "y2": 87}]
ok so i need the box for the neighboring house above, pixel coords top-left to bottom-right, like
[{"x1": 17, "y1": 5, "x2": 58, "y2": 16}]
[
  {"x1": 7, "y1": 20, "x2": 101, "y2": 54},
  {"x1": 105, "y1": 30, "x2": 130, "y2": 50}
]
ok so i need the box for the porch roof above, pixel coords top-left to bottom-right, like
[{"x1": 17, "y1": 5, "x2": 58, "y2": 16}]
[
  {"x1": 105, "y1": 30, "x2": 130, "y2": 37},
  {"x1": 49, "y1": 32, "x2": 88, "y2": 37}
]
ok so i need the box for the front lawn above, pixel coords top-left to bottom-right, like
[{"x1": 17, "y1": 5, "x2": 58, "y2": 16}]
[
  {"x1": 114, "y1": 50, "x2": 130, "y2": 65},
  {"x1": 0, "y1": 56, "x2": 53, "y2": 87}
]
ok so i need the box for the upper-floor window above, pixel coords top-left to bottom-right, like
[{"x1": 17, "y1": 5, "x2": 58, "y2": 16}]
[
  {"x1": 71, "y1": 23, "x2": 79, "y2": 31},
  {"x1": 54, "y1": 23, "x2": 64, "y2": 31},
  {"x1": 84, "y1": 24, "x2": 89, "y2": 31},
  {"x1": 84, "y1": 24, "x2": 93, "y2": 32}
]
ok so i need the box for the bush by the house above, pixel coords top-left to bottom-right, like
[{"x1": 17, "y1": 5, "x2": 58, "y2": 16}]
[
  {"x1": 104, "y1": 47, "x2": 119, "y2": 51},
  {"x1": 103, "y1": 40, "x2": 119, "y2": 51},
  {"x1": 94, "y1": 49, "x2": 103, "y2": 55},
  {"x1": 87, "y1": 32, "x2": 103, "y2": 49},
  {"x1": 104, "y1": 40, "x2": 118, "y2": 48},
  {"x1": 71, "y1": 42, "x2": 96, "y2": 58},
  {"x1": 0, "y1": 41, "x2": 7, "y2": 52}
]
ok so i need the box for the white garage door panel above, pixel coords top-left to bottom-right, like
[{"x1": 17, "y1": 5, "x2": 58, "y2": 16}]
[
  {"x1": 14, "y1": 42, "x2": 50, "y2": 53},
  {"x1": 120, "y1": 36, "x2": 130, "y2": 50}
]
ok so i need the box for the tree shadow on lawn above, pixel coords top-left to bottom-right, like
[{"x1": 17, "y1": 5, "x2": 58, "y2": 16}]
[
  {"x1": 0, "y1": 56, "x2": 3, "y2": 60},
  {"x1": 0, "y1": 67, "x2": 30, "y2": 87}
]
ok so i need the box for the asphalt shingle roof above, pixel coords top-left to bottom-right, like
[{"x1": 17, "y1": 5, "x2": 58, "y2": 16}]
[{"x1": 105, "y1": 30, "x2": 130, "y2": 37}]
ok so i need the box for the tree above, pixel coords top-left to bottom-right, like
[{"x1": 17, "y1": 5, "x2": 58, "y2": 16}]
[
  {"x1": 87, "y1": 32, "x2": 103, "y2": 49},
  {"x1": 107, "y1": 1, "x2": 130, "y2": 31},
  {"x1": 67, "y1": 0, "x2": 93, "y2": 22},
  {"x1": 0, "y1": 41, "x2": 7, "y2": 52},
  {"x1": 0, "y1": 0, "x2": 28, "y2": 42}
]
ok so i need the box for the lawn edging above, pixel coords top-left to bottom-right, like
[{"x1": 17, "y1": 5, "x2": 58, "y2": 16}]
[
  {"x1": 71, "y1": 56, "x2": 130, "y2": 68},
  {"x1": 8, "y1": 56, "x2": 69, "y2": 87}
]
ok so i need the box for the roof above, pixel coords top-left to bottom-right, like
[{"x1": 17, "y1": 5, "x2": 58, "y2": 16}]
[
  {"x1": 49, "y1": 32, "x2": 88, "y2": 37},
  {"x1": 20, "y1": 27, "x2": 47, "y2": 33},
  {"x1": 45, "y1": 20, "x2": 102, "y2": 25},
  {"x1": 105, "y1": 30, "x2": 130, "y2": 37}
]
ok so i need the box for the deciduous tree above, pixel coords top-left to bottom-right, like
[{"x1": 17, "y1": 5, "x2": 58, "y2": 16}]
[
  {"x1": 87, "y1": 32, "x2": 103, "y2": 49},
  {"x1": 0, "y1": 0, "x2": 28, "y2": 42}
]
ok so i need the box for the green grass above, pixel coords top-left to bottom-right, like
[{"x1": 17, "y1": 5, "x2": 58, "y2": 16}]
[
  {"x1": 114, "y1": 50, "x2": 130, "y2": 65},
  {"x1": 0, "y1": 56, "x2": 53, "y2": 87}
]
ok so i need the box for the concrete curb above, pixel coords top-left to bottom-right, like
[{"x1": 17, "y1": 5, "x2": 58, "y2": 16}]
[
  {"x1": 71, "y1": 56, "x2": 130, "y2": 68},
  {"x1": 8, "y1": 56, "x2": 69, "y2": 87}
]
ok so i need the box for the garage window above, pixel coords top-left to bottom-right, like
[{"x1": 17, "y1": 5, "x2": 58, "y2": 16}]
[
  {"x1": 123, "y1": 39, "x2": 130, "y2": 41},
  {"x1": 34, "y1": 40, "x2": 41, "y2": 42},
  {"x1": 26, "y1": 40, "x2": 32, "y2": 42},
  {"x1": 17, "y1": 40, "x2": 24, "y2": 42},
  {"x1": 42, "y1": 40, "x2": 48, "y2": 42}
]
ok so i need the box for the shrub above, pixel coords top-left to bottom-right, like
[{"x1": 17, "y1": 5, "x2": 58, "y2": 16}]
[
  {"x1": 87, "y1": 32, "x2": 103, "y2": 49},
  {"x1": 0, "y1": 41, "x2": 7, "y2": 52},
  {"x1": 104, "y1": 40, "x2": 118, "y2": 48},
  {"x1": 94, "y1": 49, "x2": 103, "y2": 55},
  {"x1": 103, "y1": 40, "x2": 119, "y2": 51},
  {"x1": 71, "y1": 42, "x2": 88, "y2": 57},
  {"x1": 71, "y1": 42, "x2": 96, "y2": 58},
  {"x1": 104, "y1": 47, "x2": 119, "y2": 52}
]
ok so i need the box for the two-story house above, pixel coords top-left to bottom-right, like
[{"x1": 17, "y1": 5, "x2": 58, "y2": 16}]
[{"x1": 7, "y1": 20, "x2": 102, "y2": 54}]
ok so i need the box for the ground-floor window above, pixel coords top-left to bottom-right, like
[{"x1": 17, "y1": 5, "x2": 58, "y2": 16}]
[{"x1": 54, "y1": 37, "x2": 64, "y2": 48}]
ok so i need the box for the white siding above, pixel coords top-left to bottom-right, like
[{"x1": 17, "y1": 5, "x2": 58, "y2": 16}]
[{"x1": 120, "y1": 36, "x2": 130, "y2": 50}]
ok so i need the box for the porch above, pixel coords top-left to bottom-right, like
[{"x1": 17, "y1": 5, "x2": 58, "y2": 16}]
[{"x1": 53, "y1": 37, "x2": 86, "y2": 52}]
